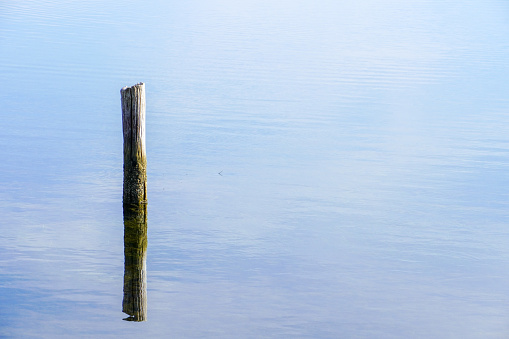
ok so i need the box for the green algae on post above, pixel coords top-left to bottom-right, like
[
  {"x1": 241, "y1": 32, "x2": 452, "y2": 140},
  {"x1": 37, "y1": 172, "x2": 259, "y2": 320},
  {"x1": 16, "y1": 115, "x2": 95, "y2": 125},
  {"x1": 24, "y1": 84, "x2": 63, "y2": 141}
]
[{"x1": 121, "y1": 82, "x2": 147, "y2": 206}]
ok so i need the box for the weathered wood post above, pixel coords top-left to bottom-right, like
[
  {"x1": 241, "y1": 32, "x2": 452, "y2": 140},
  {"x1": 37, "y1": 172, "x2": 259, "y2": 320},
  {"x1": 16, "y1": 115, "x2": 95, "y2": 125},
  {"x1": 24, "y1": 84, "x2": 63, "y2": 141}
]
[
  {"x1": 121, "y1": 82, "x2": 148, "y2": 321},
  {"x1": 121, "y1": 82, "x2": 147, "y2": 205},
  {"x1": 122, "y1": 203, "x2": 148, "y2": 321}
]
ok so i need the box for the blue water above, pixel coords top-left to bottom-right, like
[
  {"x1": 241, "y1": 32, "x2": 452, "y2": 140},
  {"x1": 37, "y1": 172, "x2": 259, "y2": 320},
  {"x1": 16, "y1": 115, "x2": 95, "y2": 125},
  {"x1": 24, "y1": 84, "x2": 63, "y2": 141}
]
[{"x1": 1, "y1": 0, "x2": 509, "y2": 337}]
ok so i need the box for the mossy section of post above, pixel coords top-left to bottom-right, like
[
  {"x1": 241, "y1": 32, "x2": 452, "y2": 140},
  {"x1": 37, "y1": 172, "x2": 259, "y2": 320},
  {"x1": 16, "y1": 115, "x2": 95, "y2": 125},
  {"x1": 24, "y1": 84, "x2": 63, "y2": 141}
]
[{"x1": 121, "y1": 83, "x2": 147, "y2": 206}]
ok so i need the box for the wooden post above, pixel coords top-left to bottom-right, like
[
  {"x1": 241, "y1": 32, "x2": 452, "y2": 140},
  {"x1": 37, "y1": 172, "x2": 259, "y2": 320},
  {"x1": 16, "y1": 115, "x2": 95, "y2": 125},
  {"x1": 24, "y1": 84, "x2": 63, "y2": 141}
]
[
  {"x1": 121, "y1": 83, "x2": 148, "y2": 321},
  {"x1": 122, "y1": 203, "x2": 148, "y2": 321},
  {"x1": 121, "y1": 82, "x2": 147, "y2": 205}
]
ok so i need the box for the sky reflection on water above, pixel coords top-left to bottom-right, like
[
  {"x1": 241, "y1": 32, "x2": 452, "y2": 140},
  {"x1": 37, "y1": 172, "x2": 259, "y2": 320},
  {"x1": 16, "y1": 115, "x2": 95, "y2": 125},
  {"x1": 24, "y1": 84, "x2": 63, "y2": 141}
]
[{"x1": 1, "y1": 0, "x2": 509, "y2": 337}]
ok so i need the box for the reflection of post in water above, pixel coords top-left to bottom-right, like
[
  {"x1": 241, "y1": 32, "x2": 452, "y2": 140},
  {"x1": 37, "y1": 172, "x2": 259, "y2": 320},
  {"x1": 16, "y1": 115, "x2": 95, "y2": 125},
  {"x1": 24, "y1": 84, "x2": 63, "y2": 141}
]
[{"x1": 122, "y1": 203, "x2": 148, "y2": 321}]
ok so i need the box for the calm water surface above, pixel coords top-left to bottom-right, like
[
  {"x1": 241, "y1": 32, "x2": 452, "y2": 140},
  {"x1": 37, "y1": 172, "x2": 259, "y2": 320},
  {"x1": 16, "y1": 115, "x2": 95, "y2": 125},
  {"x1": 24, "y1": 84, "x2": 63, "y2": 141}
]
[{"x1": 1, "y1": 0, "x2": 509, "y2": 337}]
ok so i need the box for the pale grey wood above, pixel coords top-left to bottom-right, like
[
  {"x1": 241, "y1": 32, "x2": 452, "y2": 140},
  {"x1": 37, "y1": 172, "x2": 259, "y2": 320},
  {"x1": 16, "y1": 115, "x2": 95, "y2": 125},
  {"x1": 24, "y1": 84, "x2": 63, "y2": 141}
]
[{"x1": 121, "y1": 82, "x2": 147, "y2": 205}]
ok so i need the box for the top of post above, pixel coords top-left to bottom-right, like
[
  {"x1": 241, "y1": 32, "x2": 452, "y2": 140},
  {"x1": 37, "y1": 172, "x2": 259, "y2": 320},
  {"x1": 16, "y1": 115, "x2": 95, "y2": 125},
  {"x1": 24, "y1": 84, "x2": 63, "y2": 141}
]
[{"x1": 121, "y1": 82, "x2": 145, "y2": 93}]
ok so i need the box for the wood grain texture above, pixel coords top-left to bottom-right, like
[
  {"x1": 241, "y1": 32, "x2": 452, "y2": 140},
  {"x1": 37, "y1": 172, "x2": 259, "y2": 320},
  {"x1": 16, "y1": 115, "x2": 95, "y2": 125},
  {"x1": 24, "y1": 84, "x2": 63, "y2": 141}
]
[{"x1": 121, "y1": 83, "x2": 147, "y2": 205}]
